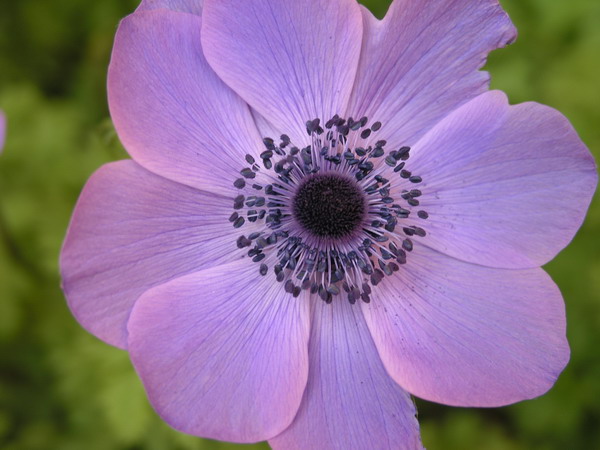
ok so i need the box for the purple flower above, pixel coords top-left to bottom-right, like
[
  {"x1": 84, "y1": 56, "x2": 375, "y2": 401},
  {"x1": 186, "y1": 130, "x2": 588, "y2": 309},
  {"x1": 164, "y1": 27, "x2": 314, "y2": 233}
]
[
  {"x1": 60, "y1": 0, "x2": 597, "y2": 448},
  {"x1": 0, "y1": 111, "x2": 5, "y2": 151}
]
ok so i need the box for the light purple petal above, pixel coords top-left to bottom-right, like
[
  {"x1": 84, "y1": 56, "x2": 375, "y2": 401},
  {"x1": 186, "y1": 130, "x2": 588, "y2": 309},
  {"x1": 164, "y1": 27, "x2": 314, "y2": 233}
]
[
  {"x1": 270, "y1": 299, "x2": 422, "y2": 450},
  {"x1": 60, "y1": 161, "x2": 240, "y2": 349},
  {"x1": 252, "y1": 109, "x2": 285, "y2": 145},
  {"x1": 201, "y1": 0, "x2": 363, "y2": 145},
  {"x1": 136, "y1": 0, "x2": 202, "y2": 14},
  {"x1": 362, "y1": 244, "x2": 569, "y2": 407},
  {"x1": 403, "y1": 90, "x2": 597, "y2": 269},
  {"x1": 127, "y1": 260, "x2": 311, "y2": 442},
  {"x1": 108, "y1": 10, "x2": 262, "y2": 195},
  {"x1": 347, "y1": 0, "x2": 516, "y2": 147}
]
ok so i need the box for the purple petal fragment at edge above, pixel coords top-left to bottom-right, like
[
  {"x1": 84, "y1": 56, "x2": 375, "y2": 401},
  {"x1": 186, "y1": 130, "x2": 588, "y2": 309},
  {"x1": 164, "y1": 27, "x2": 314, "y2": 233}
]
[
  {"x1": 0, "y1": 111, "x2": 5, "y2": 151},
  {"x1": 347, "y1": 0, "x2": 517, "y2": 148},
  {"x1": 270, "y1": 299, "x2": 423, "y2": 450},
  {"x1": 363, "y1": 244, "x2": 570, "y2": 407},
  {"x1": 60, "y1": 161, "x2": 239, "y2": 349},
  {"x1": 127, "y1": 259, "x2": 310, "y2": 443},
  {"x1": 403, "y1": 90, "x2": 597, "y2": 269}
]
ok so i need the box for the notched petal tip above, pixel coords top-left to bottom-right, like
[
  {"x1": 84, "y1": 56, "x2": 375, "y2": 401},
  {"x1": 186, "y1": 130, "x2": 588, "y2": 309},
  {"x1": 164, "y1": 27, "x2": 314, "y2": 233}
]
[{"x1": 348, "y1": 0, "x2": 518, "y2": 149}]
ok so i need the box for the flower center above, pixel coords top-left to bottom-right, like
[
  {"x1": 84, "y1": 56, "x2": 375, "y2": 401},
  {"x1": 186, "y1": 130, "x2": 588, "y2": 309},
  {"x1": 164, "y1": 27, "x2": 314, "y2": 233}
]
[
  {"x1": 229, "y1": 116, "x2": 429, "y2": 304},
  {"x1": 293, "y1": 173, "x2": 365, "y2": 238}
]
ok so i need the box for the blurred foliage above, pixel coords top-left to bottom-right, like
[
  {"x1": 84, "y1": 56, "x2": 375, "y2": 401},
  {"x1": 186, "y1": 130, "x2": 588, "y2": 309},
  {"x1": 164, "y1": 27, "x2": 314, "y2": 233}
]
[{"x1": 0, "y1": 0, "x2": 598, "y2": 449}]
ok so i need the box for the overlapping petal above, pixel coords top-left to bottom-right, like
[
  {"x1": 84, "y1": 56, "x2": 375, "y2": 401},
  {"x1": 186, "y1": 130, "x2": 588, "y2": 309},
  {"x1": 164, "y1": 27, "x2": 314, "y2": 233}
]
[
  {"x1": 401, "y1": 90, "x2": 597, "y2": 269},
  {"x1": 201, "y1": 0, "x2": 364, "y2": 145},
  {"x1": 362, "y1": 244, "x2": 569, "y2": 407},
  {"x1": 60, "y1": 161, "x2": 239, "y2": 349},
  {"x1": 347, "y1": 0, "x2": 516, "y2": 148},
  {"x1": 271, "y1": 299, "x2": 422, "y2": 450},
  {"x1": 127, "y1": 259, "x2": 311, "y2": 443},
  {"x1": 108, "y1": 10, "x2": 262, "y2": 195}
]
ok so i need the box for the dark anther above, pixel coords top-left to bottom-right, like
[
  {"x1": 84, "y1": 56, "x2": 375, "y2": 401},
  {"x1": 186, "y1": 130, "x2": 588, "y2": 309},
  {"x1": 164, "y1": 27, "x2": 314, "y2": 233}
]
[
  {"x1": 233, "y1": 195, "x2": 245, "y2": 210},
  {"x1": 240, "y1": 168, "x2": 256, "y2": 179},
  {"x1": 414, "y1": 227, "x2": 427, "y2": 237},
  {"x1": 263, "y1": 137, "x2": 275, "y2": 150},
  {"x1": 233, "y1": 217, "x2": 245, "y2": 228},
  {"x1": 306, "y1": 118, "x2": 321, "y2": 135},
  {"x1": 393, "y1": 163, "x2": 405, "y2": 173},
  {"x1": 252, "y1": 253, "x2": 266, "y2": 262},
  {"x1": 285, "y1": 280, "x2": 295, "y2": 293},
  {"x1": 236, "y1": 235, "x2": 251, "y2": 248},
  {"x1": 372, "y1": 148, "x2": 384, "y2": 158},
  {"x1": 396, "y1": 146, "x2": 411, "y2": 160}
]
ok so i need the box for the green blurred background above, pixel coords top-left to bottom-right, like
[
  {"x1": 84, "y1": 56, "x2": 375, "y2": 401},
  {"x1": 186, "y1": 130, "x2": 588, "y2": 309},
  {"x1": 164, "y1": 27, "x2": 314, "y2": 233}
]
[{"x1": 0, "y1": 0, "x2": 598, "y2": 448}]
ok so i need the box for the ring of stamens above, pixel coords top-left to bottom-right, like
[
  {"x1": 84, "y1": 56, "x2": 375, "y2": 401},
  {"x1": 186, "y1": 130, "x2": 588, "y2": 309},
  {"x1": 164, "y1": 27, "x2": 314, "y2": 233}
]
[{"x1": 230, "y1": 115, "x2": 429, "y2": 304}]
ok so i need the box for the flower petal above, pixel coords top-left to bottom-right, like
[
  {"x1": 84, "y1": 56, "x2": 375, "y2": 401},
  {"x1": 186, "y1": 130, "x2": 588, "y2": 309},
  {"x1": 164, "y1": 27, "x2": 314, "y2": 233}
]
[
  {"x1": 404, "y1": 90, "x2": 597, "y2": 269},
  {"x1": 60, "y1": 161, "x2": 239, "y2": 349},
  {"x1": 347, "y1": 0, "x2": 516, "y2": 146},
  {"x1": 108, "y1": 10, "x2": 262, "y2": 195},
  {"x1": 136, "y1": 0, "x2": 202, "y2": 14},
  {"x1": 270, "y1": 299, "x2": 422, "y2": 450},
  {"x1": 252, "y1": 109, "x2": 285, "y2": 145},
  {"x1": 362, "y1": 244, "x2": 569, "y2": 407},
  {"x1": 127, "y1": 260, "x2": 310, "y2": 442},
  {"x1": 201, "y1": 0, "x2": 363, "y2": 145}
]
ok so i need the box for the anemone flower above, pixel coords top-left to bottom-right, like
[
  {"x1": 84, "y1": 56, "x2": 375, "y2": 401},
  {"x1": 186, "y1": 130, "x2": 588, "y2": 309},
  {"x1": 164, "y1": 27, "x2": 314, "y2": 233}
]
[{"x1": 60, "y1": 0, "x2": 597, "y2": 448}]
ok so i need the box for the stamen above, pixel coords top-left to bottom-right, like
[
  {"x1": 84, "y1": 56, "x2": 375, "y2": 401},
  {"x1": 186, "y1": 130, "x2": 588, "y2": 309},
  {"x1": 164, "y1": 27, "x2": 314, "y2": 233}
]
[{"x1": 230, "y1": 116, "x2": 429, "y2": 304}]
